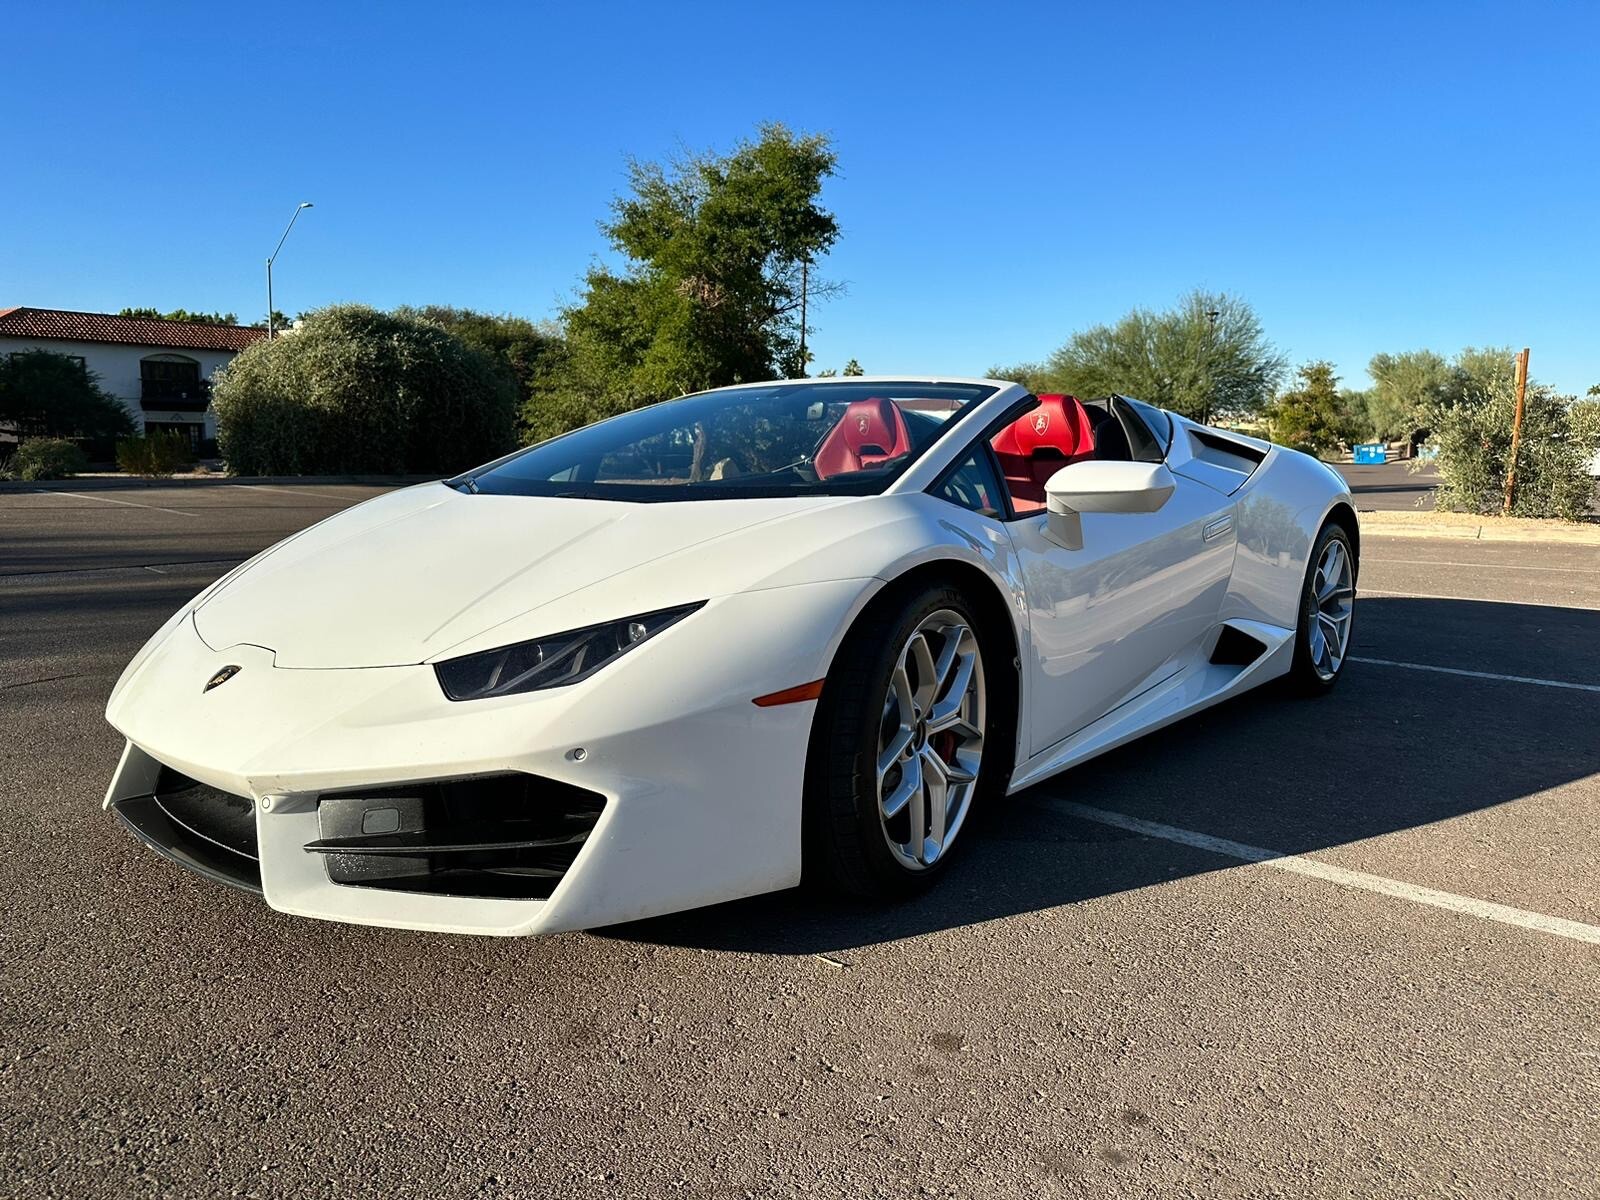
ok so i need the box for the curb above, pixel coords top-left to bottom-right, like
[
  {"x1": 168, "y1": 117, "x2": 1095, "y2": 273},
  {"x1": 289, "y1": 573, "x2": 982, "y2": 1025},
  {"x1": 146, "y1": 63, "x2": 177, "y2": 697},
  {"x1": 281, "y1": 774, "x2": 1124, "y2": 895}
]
[{"x1": 1359, "y1": 511, "x2": 1600, "y2": 546}]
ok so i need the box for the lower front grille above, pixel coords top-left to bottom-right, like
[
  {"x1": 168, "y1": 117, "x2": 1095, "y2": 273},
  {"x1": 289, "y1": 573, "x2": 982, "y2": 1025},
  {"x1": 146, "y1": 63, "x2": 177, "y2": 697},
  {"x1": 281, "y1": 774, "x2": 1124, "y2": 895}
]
[
  {"x1": 114, "y1": 766, "x2": 262, "y2": 894},
  {"x1": 308, "y1": 774, "x2": 605, "y2": 901}
]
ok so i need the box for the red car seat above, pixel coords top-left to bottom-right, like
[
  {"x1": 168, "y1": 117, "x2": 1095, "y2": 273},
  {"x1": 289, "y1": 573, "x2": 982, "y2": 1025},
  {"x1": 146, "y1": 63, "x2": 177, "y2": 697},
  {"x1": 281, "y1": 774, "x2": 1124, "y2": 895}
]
[
  {"x1": 990, "y1": 394, "x2": 1097, "y2": 510},
  {"x1": 814, "y1": 396, "x2": 911, "y2": 479}
]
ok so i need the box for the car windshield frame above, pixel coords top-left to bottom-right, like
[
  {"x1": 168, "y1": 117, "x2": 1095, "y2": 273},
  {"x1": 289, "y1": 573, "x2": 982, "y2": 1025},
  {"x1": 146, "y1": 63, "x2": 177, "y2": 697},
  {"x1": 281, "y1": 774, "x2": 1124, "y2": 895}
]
[{"x1": 450, "y1": 380, "x2": 1000, "y2": 502}]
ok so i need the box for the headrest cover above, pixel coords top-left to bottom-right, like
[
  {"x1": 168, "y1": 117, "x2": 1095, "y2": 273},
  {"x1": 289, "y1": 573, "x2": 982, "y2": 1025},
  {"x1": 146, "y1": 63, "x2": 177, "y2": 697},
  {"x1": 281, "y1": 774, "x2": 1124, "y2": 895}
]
[
  {"x1": 838, "y1": 396, "x2": 902, "y2": 451},
  {"x1": 1011, "y1": 395, "x2": 1089, "y2": 455}
]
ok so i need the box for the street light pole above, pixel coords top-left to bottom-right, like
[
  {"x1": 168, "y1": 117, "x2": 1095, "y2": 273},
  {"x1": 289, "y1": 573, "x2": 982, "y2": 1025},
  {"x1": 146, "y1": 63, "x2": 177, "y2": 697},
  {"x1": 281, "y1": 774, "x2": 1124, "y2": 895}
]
[{"x1": 265, "y1": 202, "x2": 314, "y2": 339}]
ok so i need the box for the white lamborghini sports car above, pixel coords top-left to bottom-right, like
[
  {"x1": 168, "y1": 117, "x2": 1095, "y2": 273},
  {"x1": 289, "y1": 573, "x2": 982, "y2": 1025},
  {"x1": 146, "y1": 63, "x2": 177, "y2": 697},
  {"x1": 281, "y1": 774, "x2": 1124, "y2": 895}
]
[{"x1": 104, "y1": 378, "x2": 1358, "y2": 935}]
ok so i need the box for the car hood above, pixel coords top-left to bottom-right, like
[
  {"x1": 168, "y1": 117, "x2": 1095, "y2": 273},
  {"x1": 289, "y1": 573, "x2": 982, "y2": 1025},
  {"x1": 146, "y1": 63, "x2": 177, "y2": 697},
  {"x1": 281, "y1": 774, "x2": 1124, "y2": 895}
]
[{"x1": 194, "y1": 482, "x2": 860, "y2": 668}]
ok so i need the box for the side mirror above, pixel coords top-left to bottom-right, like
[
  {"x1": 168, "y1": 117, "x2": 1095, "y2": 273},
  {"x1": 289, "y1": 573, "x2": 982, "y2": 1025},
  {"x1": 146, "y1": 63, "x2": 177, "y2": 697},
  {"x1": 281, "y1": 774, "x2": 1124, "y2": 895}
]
[{"x1": 1044, "y1": 461, "x2": 1176, "y2": 550}]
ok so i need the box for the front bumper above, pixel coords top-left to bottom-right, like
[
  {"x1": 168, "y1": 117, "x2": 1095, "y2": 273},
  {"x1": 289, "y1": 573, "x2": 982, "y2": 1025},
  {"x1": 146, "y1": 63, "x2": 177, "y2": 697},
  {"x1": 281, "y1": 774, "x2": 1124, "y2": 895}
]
[
  {"x1": 103, "y1": 581, "x2": 869, "y2": 935},
  {"x1": 108, "y1": 753, "x2": 609, "y2": 902}
]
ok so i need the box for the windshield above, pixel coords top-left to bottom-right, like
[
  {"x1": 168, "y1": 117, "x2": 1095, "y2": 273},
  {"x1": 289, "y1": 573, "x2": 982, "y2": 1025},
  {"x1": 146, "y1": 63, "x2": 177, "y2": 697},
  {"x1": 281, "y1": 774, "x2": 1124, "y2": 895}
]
[{"x1": 455, "y1": 381, "x2": 998, "y2": 501}]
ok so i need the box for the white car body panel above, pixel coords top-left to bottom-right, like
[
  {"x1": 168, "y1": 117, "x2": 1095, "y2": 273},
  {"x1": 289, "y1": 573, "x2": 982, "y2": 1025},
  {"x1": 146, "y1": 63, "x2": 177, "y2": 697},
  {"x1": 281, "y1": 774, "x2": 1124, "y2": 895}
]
[
  {"x1": 104, "y1": 377, "x2": 1355, "y2": 935},
  {"x1": 1007, "y1": 617, "x2": 1297, "y2": 792},
  {"x1": 193, "y1": 487, "x2": 862, "y2": 667},
  {"x1": 108, "y1": 581, "x2": 868, "y2": 934},
  {"x1": 1008, "y1": 478, "x2": 1237, "y2": 752}
]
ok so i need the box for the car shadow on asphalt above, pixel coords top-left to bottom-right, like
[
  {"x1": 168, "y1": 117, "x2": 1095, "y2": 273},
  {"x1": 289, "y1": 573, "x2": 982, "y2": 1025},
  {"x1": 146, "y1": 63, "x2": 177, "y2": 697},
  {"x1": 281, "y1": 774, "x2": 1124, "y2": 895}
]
[{"x1": 601, "y1": 596, "x2": 1600, "y2": 955}]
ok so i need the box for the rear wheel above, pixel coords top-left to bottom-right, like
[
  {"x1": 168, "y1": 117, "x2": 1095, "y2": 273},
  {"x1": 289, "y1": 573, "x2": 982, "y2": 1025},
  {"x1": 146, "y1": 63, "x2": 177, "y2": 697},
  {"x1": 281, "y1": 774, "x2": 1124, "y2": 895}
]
[
  {"x1": 1287, "y1": 523, "x2": 1356, "y2": 694},
  {"x1": 805, "y1": 583, "x2": 1002, "y2": 897}
]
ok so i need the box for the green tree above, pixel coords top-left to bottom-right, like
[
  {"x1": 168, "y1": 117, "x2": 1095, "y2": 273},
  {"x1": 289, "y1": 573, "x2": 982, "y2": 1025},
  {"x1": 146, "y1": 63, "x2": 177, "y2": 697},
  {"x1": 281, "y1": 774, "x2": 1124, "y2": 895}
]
[
  {"x1": 1448, "y1": 346, "x2": 1516, "y2": 400},
  {"x1": 986, "y1": 361, "x2": 1057, "y2": 394},
  {"x1": 0, "y1": 349, "x2": 135, "y2": 443},
  {"x1": 842, "y1": 358, "x2": 864, "y2": 377},
  {"x1": 1366, "y1": 349, "x2": 1451, "y2": 443},
  {"x1": 396, "y1": 305, "x2": 565, "y2": 425},
  {"x1": 1265, "y1": 362, "x2": 1359, "y2": 457},
  {"x1": 992, "y1": 291, "x2": 1285, "y2": 423},
  {"x1": 118, "y1": 306, "x2": 239, "y2": 325},
  {"x1": 211, "y1": 304, "x2": 517, "y2": 475},
  {"x1": 1339, "y1": 387, "x2": 1376, "y2": 442},
  {"x1": 530, "y1": 124, "x2": 839, "y2": 439}
]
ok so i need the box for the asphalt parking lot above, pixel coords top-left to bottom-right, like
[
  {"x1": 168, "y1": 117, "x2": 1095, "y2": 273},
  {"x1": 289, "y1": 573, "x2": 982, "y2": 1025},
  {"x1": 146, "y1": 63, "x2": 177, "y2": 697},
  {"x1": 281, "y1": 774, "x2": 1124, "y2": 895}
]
[{"x1": 3, "y1": 481, "x2": 1598, "y2": 1198}]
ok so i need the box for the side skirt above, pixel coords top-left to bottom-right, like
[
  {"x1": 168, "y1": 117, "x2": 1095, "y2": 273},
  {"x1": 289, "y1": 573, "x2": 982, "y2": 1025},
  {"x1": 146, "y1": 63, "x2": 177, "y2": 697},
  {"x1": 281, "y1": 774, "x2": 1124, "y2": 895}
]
[{"x1": 1005, "y1": 619, "x2": 1295, "y2": 794}]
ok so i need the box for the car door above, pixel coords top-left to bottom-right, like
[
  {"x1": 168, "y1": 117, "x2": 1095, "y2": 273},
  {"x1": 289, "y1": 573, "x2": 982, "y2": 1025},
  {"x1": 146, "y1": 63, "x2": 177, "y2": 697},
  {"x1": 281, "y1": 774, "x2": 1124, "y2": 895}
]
[{"x1": 1010, "y1": 403, "x2": 1237, "y2": 755}]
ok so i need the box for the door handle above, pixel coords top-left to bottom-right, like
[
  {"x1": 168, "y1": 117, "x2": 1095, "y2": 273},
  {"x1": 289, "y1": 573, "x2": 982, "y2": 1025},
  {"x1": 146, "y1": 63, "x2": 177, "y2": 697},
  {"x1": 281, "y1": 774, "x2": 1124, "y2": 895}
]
[{"x1": 1202, "y1": 515, "x2": 1233, "y2": 543}]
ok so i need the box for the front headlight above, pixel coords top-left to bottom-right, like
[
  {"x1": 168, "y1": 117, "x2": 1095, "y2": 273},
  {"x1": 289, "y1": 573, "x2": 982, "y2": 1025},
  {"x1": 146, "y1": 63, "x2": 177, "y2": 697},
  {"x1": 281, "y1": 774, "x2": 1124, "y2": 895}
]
[{"x1": 433, "y1": 602, "x2": 705, "y2": 701}]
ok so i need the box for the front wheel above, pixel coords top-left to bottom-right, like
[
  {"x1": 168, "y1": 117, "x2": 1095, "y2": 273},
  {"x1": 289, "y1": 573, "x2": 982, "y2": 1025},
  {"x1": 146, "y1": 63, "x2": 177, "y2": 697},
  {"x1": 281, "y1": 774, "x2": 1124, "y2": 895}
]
[
  {"x1": 1287, "y1": 522, "x2": 1357, "y2": 694},
  {"x1": 805, "y1": 583, "x2": 1003, "y2": 898}
]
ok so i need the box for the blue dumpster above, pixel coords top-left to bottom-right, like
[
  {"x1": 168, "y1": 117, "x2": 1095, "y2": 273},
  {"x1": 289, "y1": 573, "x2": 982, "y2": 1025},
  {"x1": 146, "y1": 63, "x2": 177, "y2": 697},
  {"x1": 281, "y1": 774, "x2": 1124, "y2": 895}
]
[{"x1": 1353, "y1": 443, "x2": 1386, "y2": 464}]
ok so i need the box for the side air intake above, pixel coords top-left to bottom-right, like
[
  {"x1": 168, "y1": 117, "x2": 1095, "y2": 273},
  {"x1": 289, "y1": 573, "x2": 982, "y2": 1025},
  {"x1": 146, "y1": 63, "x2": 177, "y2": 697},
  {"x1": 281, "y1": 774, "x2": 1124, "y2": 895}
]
[{"x1": 1209, "y1": 624, "x2": 1269, "y2": 667}]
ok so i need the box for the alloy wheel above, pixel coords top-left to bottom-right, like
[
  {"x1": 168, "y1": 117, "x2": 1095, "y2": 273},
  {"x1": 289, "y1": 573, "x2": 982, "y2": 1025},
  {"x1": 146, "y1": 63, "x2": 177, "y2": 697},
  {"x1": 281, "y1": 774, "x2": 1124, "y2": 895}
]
[
  {"x1": 1309, "y1": 537, "x2": 1355, "y2": 681},
  {"x1": 875, "y1": 610, "x2": 985, "y2": 870}
]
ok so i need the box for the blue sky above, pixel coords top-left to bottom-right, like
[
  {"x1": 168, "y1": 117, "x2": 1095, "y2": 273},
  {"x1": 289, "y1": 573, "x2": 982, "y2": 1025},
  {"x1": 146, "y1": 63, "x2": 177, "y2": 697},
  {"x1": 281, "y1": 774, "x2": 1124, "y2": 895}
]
[{"x1": 4, "y1": 2, "x2": 1597, "y2": 394}]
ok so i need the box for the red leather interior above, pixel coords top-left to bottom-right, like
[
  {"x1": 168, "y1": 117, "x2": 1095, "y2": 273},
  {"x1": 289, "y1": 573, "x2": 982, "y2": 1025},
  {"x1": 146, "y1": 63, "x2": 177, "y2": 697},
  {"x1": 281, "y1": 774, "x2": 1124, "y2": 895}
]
[
  {"x1": 814, "y1": 396, "x2": 911, "y2": 480},
  {"x1": 990, "y1": 394, "x2": 1096, "y2": 510}
]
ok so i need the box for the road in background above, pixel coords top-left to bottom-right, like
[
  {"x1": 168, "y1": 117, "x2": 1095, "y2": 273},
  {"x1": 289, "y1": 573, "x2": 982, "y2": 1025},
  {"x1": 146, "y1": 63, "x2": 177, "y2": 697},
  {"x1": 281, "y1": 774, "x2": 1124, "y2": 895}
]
[
  {"x1": 1333, "y1": 460, "x2": 1438, "y2": 511},
  {"x1": 3, "y1": 482, "x2": 1597, "y2": 1198}
]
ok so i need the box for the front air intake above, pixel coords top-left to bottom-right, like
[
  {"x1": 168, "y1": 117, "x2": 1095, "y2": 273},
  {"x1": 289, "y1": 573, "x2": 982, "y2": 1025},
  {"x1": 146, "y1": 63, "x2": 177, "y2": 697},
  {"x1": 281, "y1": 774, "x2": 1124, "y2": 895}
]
[
  {"x1": 114, "y1": 766, "x2": 262, "y2": 893},
  {"x1": 306, "y1": 774, "x2": 605, "y2": 901}
]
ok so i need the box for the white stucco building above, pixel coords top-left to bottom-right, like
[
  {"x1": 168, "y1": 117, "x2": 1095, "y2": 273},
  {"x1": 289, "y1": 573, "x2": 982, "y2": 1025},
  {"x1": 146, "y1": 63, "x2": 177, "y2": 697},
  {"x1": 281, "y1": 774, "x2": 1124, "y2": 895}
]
[{"x1": 0, "y1": 307, "x2": 266, "y2": 451}]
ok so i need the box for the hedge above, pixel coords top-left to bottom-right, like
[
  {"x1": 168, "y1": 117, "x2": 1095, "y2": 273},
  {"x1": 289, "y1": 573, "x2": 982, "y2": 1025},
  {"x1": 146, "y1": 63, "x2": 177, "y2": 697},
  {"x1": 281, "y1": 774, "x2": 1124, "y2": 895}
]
[{"x1": 212, "y1": 305, "x2": 518, "y2": 476}]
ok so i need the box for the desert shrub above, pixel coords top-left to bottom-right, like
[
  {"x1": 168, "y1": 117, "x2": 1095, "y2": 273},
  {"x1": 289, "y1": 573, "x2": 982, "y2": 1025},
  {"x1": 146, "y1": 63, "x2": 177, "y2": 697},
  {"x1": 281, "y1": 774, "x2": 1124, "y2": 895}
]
[
  {"x1": 1569, "y1": 397, "x2": 1600, "y2": 461},
  {"x1": 212, "y1": 305, "x2": 517, "y2": 476},
  {"x1": 117, "y1": 432, "x2": 194, "y2": 477},
  {"x1": 12, "y1": 438, "x2": 89, "y2": 481},
  {"x1": 1426, "y1": 377, "x2": 1596, "y2": 520}
]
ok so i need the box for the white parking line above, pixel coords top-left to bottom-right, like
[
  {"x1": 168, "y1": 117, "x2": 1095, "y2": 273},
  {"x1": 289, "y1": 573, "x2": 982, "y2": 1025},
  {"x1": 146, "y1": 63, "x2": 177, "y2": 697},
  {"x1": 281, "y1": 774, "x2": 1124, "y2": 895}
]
[
  {"x1": 1055, "y1": 801, "x2": 1600, "y2": 947},
  {"x1": 1367, "y1": 557, "x2": 1600, "y2": 574},
  {"x1": 234, "y1": 483, "x2": 364, "y2": 502},
  {"x1": 1351, "y1": 656, "x2": 1600, "y2": 694},
  {"x1": 45, "y1": 490, "x2": 199, "y2": 518}
]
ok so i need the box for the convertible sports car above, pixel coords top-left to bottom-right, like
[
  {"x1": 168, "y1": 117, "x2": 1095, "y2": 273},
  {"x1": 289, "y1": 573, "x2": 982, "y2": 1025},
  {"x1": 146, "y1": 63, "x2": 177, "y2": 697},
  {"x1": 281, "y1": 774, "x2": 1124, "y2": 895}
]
[{"x1": 104, "y1": 377, "x2": 1358, "y2": 935}]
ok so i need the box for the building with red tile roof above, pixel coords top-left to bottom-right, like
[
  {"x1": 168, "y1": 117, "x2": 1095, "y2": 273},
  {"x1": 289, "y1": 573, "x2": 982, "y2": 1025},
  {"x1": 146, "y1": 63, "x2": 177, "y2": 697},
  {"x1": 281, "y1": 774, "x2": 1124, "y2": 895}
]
[
  {"x1": 0, "y1": 307, "x2": 268, "y2": 452},
  {"x1": 0, "y1": 307, "x2": 267, "y2": 353}
]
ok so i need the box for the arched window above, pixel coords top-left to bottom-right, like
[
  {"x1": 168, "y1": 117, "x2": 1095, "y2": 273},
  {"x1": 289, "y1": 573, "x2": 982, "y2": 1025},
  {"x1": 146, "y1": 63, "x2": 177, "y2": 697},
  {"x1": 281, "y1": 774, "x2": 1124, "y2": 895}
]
[{"x1": 139, "y1": 354, "x2": 206, "y2": 409}]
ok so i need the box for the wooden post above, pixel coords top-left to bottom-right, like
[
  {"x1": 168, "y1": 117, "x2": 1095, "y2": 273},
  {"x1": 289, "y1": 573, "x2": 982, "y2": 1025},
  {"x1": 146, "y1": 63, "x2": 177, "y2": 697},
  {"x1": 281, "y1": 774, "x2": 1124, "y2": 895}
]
[{"x1": 1502, "y1": 347, "x2": 1531, "y2": 515}]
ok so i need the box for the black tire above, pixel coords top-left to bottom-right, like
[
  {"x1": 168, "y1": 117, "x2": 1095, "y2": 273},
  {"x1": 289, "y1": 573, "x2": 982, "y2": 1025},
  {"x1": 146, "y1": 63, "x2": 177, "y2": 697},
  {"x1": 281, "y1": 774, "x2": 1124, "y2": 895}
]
[
  {"x1": 1286, "y1": 522, "x2": 1357, "y2": 696},
  {"x1": 803, "y1": 581, "x2": 1010, "y2": 899}
]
